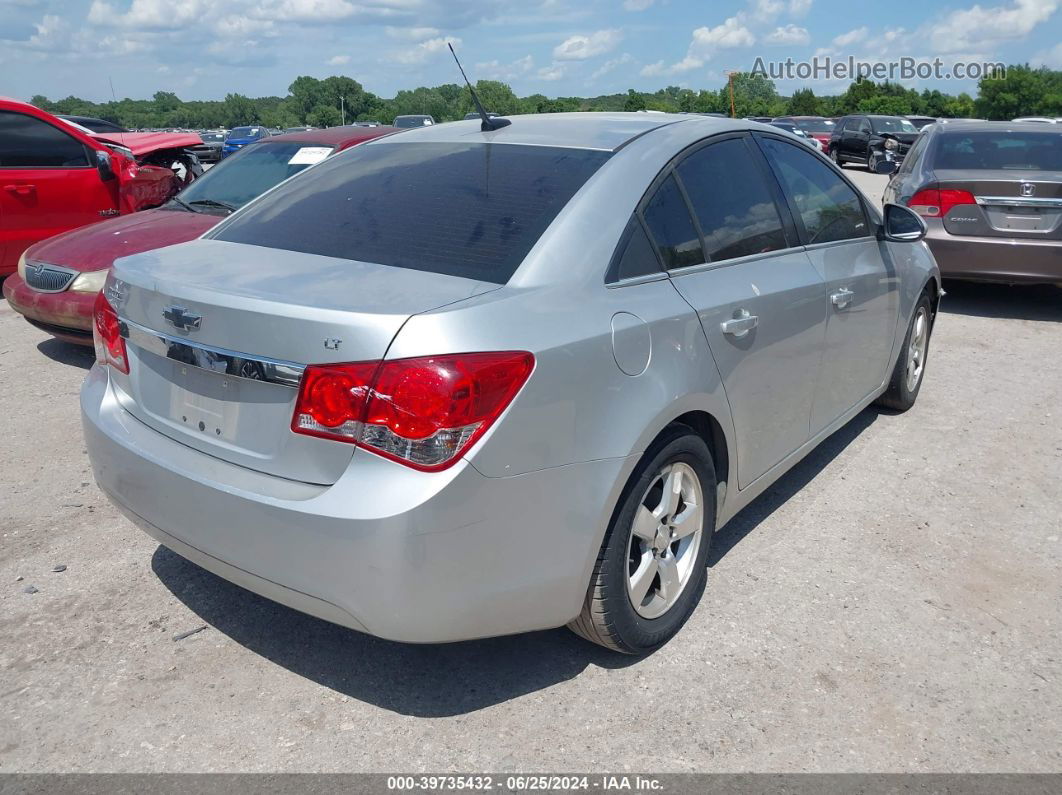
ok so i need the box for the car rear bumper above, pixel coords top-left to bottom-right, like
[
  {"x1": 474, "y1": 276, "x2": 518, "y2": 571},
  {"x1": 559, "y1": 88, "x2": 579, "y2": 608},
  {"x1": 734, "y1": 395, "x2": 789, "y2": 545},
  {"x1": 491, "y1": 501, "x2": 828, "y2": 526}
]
[
  {"x1": 81, "y1": 365, "x2": 630, "y2": 643},
  {"x1": 925, "y1": 225, "x2": 1062, "y2": 284},
  {"x1": 3, "y1": 274, "x2": 96, "y2": 344}
]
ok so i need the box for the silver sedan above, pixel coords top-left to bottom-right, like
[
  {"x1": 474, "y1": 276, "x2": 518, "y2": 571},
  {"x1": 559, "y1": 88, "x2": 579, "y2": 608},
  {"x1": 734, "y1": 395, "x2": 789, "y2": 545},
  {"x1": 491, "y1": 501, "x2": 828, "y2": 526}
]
[{"x1": 82, "y1": 113, "x2": 940, "y2": 653}]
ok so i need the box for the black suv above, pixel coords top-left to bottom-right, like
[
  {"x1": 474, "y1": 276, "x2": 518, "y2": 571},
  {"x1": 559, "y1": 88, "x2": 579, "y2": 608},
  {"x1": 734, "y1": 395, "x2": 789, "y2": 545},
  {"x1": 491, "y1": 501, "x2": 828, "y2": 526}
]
[{"x1": 829, "y1": 114, "x2": 920, "y2": 171}]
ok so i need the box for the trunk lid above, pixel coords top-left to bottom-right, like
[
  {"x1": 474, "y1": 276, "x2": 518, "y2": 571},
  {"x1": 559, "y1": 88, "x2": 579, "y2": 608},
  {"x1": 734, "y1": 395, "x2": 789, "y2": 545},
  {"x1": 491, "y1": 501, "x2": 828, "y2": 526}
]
[
  {"x1": 108, "y1": 239, "x2": 495, "y2": 484},
  {"x1": 937, "y1": 169, "x2": 1062, "y2": 240}
]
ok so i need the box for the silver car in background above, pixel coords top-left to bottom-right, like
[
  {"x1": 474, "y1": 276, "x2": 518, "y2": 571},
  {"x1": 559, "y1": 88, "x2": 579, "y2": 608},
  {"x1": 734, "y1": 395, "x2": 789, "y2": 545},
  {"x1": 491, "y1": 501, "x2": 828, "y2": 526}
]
[{"x1": 82, "y1": 113, "x2": 940, "y2": 653}]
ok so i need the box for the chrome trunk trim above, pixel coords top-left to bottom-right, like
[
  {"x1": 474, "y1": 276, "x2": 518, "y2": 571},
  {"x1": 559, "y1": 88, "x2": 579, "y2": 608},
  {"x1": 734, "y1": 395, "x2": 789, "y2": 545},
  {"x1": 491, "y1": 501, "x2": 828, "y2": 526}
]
[
  {"x1": 975, "y1": 196, "x2": 1062, "y2": 208},
  {"x1": 121, "y1": 319, "x2": 305, "y2": 388}
]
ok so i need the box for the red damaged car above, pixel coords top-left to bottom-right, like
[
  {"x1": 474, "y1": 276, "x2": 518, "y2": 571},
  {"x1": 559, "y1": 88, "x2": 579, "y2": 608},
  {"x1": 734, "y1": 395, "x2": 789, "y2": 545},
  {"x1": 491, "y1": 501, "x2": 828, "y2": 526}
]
[
  {"x1": 4, "y1": 124, "x2": 397, "y2": 344},
  {"x1": 0, "y1": 98, "x2": 203, "y2": 278}
]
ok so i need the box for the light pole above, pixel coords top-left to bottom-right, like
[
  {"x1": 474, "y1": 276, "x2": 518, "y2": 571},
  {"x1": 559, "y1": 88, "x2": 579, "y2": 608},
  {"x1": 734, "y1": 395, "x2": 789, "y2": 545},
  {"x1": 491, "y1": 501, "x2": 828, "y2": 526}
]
[{"x1": 340, "y1": 95, "x2": 345, "y2": 126}]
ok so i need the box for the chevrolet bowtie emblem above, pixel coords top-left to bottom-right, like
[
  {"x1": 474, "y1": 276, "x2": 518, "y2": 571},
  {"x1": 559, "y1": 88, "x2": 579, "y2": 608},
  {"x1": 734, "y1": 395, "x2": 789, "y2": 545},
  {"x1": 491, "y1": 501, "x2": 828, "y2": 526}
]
[{"x1": 163, "y1": 305, "x2": 202, "y2": 332}]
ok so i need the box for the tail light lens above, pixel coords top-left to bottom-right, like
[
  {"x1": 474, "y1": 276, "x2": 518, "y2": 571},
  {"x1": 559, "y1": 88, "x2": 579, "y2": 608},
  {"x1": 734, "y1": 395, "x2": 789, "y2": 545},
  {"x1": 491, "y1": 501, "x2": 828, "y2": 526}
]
[
  {"x1": 92, "y1": 291, "x2": 129, "y2": 374},
  {"x1": 292, "y1": 352, "x2": 534, "y2": 471},
  {"x1": 908, "y1": 188, "x2": 976, "y2": 218}
]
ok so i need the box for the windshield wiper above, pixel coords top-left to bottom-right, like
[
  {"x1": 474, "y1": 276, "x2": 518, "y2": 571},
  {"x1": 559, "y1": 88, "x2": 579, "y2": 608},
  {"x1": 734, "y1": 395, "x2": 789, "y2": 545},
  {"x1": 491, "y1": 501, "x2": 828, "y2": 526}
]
[
  {"x1": 188, "y1": 198, "x2": 236, "y2": 214},
  {"x1": 168, "y1": 196, "x2": 197, "y2": 213}
]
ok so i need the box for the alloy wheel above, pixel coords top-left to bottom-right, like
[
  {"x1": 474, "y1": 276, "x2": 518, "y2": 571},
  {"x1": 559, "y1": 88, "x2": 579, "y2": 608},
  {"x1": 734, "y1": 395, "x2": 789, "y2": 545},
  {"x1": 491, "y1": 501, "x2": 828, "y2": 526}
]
[
  {"x1": 625, "y1": 461, "x2": 705, "y2": 619},
  {"x1": 906, "y1": 307, "x2": 929, "y2": 393}
]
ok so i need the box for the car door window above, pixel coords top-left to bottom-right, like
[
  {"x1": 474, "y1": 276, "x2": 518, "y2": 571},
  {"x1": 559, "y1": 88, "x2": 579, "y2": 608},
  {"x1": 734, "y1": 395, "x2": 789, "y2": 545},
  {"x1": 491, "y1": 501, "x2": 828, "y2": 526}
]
[
  {"x1": 858, "y1": 119, "x2": 872, "y2": 134},
  {"x1": 759, "y1": 136, "x2": 869, "y2": 244},
  {"x1": 608, "y1": 218, "x2": 663, "y2": 281},
  {"x1": 0, "y1": 111, "x2": 90, "y2": 168},
  {"x1": 676, "y1": 138, "x2": 788, "y2": 262},
  {"x1": 898, "y1": 133, "x2": 928, "y2": 174},
  {"x1": 641, "y1": 173, "x2": 703, "y2": 269}
]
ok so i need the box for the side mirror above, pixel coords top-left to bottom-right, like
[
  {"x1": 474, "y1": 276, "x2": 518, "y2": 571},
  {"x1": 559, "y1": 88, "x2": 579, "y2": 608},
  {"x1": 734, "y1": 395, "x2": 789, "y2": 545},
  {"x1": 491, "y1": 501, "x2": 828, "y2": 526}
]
[
  {"x1": 882, "y1": 203, "x2": 926, "y2": 242},
  {"x1": 874, "y1": 158, "x2": 899, "y2": 175},
  {"x1": 95, "y1": 150, "x2": 115, "y2": 181}
]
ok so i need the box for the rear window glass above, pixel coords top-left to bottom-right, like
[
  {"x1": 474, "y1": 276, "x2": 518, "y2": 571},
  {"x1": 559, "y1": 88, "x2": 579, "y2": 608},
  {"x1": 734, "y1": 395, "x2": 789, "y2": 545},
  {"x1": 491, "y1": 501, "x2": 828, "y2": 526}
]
[
  {"x1": 212, "y1": 142, "x2": 611, "y2": 283},
  {"x1": 933, "y1": 132, "x2": 1062, "y2": 170},
  {"x1": 179, "y1": 141, "x2": 335, "y2": 210}
]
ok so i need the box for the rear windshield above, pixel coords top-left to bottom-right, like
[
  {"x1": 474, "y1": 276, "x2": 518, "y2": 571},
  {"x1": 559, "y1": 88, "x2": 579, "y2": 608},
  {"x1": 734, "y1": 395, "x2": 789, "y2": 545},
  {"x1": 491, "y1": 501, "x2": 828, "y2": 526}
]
[
  {"x1": 178, "y1": 141, "x2": 335, "y2": 211},
  {"x1": 229, "y1": 127, "x2": 263, "y2": 139},
  {"x1": 933, "y1": 131, "x2": 1062, "y2": 170},
  {"x1": 871, "y1": 117, "x2": 918, "y2": 134},
  {"x1": 211, "y1": 142, "x2": 611, "y2": 283}
]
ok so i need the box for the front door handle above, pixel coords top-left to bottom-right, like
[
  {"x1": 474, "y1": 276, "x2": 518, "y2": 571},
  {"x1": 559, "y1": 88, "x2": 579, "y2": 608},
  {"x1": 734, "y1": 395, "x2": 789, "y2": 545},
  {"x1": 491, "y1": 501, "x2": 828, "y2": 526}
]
[
  {"x1": 3, "y1": 184, "x2": 36, "y2": 196},
  {"x1": 831, "y1": 288, "x2": 854, "y2": 309},
  {"x1": 720, "y1": 309, "x2": 758, "y2": 338}
]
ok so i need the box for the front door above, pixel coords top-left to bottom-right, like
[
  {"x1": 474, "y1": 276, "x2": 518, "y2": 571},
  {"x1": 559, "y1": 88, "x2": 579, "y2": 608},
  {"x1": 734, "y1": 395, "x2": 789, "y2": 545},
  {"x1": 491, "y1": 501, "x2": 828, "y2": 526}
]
[
  {"x1": 0, "y1": 109, "x2": 114, "y2": 273},
  {"x1": 756, "y1": 134, "x2": 899, "y2": 434},
  {"x1": 645, "y1": 134, "x2": 827, "y2": 489}
]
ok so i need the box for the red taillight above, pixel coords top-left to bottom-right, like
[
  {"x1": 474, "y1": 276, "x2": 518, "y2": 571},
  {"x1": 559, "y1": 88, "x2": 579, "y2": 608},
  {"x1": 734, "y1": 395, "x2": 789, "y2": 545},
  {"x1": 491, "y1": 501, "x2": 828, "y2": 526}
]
[
  {"x1": 92, "y1": 291, "x2": 129, "y2": 374},
  {"x1": 291, "y1": 352, "x2": 534, "y2": 471},
  {"x1": 908, "y1": 188, "x2": 976, "y2": 218}
]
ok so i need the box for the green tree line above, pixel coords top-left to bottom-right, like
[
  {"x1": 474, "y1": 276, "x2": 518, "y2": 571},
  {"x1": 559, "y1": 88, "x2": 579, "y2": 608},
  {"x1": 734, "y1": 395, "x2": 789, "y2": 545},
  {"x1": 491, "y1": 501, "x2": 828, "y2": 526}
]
[{"x1": 30, "y1": 65, "x2": 1061, "y2": 130}]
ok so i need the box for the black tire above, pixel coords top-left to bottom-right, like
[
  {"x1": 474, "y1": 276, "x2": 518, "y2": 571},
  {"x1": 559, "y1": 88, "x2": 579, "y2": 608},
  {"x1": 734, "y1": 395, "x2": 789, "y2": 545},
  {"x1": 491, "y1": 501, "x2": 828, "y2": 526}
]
[
  {"x1": 831, "y1": 146, "x2": 844, "y2": 167},
  {"x1": 867, "y1": 150, "x2": 879, "y2": 172},
  {"x1": 568, "y1": 425, "x2": 716, "y2": 654},
  {"x1": 876, "y1": 291, "x2": 934, "y2": 411}
]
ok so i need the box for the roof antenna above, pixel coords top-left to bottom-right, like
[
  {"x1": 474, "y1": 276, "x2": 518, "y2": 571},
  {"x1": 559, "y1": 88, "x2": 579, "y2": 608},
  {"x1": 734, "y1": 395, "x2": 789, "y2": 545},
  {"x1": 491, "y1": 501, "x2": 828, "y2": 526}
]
[{"x1": 448, "y1": 42, "x2": 511, "y2": 132}]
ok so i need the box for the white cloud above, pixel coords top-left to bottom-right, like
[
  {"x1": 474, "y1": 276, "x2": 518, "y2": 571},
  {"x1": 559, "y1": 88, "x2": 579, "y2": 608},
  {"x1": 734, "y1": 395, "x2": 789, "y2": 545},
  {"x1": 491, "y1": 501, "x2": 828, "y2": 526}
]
[
  {"x1": 1034, "y1": 40, "x2": 1062, "y2": 68},
  {"x1": 254, "y1": 0, "x2": 361, "y2": 23},
  {"x1": 385, "y1": 25, "x2": 441, "y2": 40},
  {"x1": 832, "y1": 26, "x2": 868, "y2": 48},
  {"x1": 623, "y1": 0, "x2": 655, "y2": 9},
  {"x1": 788, "y1": 0, "x2": 812, "y2": 16},
  {"x1": 750, "y1": 0, "x2": 784, "y2": 21},
  {"x1": 327, "y1": 54, "x2": 350, "y2": 65},
  {"x1": 537, "y1": 62, "x2": 566, "y2": 80},
  {"x1": 215, "y1": 15, "x2": 276, "y2": 37},
  {"x1": 387, "y1": 35, "x2": 460, "y2": 64},
  {"x1": 552, "y1": 28, "x2": 622, "y2": 60},
  {"x1": 474, "y1": 54, "x2": 534, "y2": 80},
  {"x1": 591, "y1": 52, "x2": 633, "y2": 78},
  {"x1": 764, "y1": 24, "x2": 809, "y2": 45},
  {"x1": 644, "y1": 15, "x2": 755, "y2": 76},
  {"x1": 929, "y1": 0, "x2": 1059, "y2": 54},
  {"x1": 88, "y1": 0, "x2": 212, "y2": 28}
]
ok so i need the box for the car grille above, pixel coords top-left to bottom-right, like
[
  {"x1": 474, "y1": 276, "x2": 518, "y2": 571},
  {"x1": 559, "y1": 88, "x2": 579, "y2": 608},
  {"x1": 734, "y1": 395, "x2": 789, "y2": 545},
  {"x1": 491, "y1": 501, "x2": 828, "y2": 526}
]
[{"x1": 24, "y1": 262, "x2": 77, "y2": 293}]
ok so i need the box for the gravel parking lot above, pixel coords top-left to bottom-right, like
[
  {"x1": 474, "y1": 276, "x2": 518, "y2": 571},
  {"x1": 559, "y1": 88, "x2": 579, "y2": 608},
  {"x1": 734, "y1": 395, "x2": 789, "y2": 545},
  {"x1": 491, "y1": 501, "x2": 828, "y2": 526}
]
[{"x1": 1, "y1": 170, "x2": 1060, "y2": 773}]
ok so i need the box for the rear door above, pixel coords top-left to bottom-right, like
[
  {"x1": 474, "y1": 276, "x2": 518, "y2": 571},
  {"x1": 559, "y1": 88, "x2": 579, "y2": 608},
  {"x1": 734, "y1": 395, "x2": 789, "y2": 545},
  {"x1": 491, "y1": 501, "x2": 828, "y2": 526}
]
[
  {"x1": 659, "y1": 134, "x2": 827, "y2": 489},
  {"x1": 756, "y1": 134, "x2": 898, "y2": 434},
  {"x1": 0, "y1": 109, "x2": 115, "y2": 273}
]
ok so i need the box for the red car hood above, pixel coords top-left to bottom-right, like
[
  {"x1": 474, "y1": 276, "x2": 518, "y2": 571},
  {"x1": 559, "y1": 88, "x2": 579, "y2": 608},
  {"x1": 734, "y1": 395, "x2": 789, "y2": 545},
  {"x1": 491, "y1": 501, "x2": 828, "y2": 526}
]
[
  {"x1": 26, "y1": 208, "x2": 220, "y2": 272},
  {"x1": 92, "y1": 131, "x2": 203, "y2": 157}
]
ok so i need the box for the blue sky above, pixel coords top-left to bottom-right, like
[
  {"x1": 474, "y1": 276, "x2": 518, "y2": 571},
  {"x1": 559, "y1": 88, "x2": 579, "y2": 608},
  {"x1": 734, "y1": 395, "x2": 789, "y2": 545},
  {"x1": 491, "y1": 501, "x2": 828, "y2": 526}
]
[{"x1": 1, "y1": 0, "x2": 1059, "y2": 102}]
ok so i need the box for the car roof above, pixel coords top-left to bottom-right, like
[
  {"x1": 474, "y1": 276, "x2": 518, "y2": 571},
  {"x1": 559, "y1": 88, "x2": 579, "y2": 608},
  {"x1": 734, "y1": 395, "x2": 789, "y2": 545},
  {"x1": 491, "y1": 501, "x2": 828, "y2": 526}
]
[
  {"x1": 265, "y1": 125, "x2": 400, "y2": 148},
  {"x1": 929, "y1": 120, "x2": 1062, "y2": 134},
  {"x1": 367, "y1": 112, "x2": 748, "y2": 152}
]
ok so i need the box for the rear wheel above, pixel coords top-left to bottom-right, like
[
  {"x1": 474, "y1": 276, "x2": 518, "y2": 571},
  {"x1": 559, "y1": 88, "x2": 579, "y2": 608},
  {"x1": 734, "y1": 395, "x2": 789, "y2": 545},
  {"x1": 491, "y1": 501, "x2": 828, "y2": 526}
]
[
  {"x1": 568, "y1": 426, "x2": 716, "y2": 654},
  {"x1": 831, "y1": 146, "x2": 843, "y2": 167},
  {"x1": 876, "y1": 291, "x2": 933, "y2": 411}
]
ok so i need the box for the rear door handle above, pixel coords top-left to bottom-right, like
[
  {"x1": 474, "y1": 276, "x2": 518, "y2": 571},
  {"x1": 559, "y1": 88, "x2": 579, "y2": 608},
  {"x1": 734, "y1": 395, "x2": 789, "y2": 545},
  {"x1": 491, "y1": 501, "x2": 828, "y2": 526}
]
[
  {"x1": 831, "y1": 288, "x2": 854, "y2": 309},
  {"x1": 3, "y1": 184, "x2": 36, "y2": 196},
  {"x1": 720, "y1": 309, "x2": 758, "y2": 338}
]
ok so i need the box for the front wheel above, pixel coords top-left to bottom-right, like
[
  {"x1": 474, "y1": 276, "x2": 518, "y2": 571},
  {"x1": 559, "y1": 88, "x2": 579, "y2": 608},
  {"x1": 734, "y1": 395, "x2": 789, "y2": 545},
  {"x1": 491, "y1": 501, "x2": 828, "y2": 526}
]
[
  {"x1": 568, "y1": 426, "x2": 716, "y2": 654},
  {"x1": 876, "y1": 292, "x2": 933, "y2": 411},
  {"x1": 831, "y1": 147, "x2": 843, "y2": 167}
]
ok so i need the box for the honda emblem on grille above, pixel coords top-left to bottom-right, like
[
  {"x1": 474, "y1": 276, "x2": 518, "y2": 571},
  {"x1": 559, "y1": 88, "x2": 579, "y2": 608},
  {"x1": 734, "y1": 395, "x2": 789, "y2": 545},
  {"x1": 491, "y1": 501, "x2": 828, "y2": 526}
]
[
  {"x1": 1020, "y1": 182, "x2": 1035, "y2": 197},
  {"x1": 163, "y1": 305, "x2": 202, "y2": 332}
]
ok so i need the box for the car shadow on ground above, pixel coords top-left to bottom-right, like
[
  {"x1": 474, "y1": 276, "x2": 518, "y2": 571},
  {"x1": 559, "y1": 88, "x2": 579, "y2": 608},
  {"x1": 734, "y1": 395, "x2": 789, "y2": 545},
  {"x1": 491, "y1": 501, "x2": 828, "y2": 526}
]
[
  {"x1": 153, "y1": 406, "x2": 880, "y2": 717},
  {"x1": 940, "y1": 281, "x2": 1062, "y2": 322},
  {"x1": 709, "y1": 408, "x2": 877, "y2": 565},
  {"x1": 36, "y1": 338, "x2": 94, "y2": 369}
]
